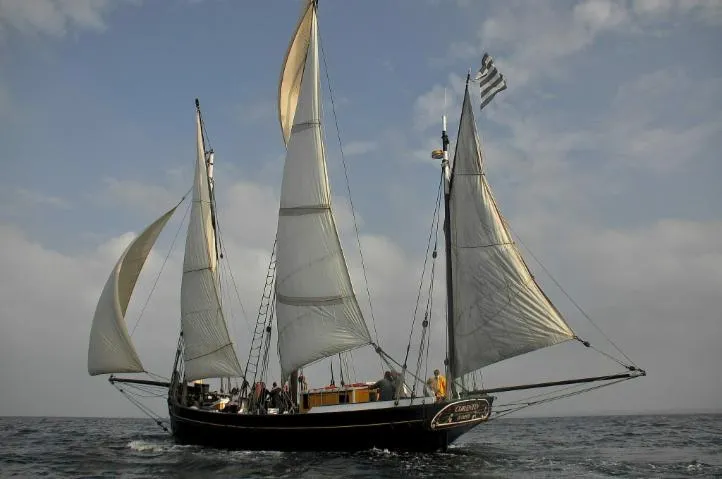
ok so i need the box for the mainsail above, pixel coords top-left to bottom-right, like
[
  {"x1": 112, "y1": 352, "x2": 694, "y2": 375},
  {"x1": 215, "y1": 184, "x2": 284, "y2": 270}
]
[
  {"x1": 275, "y1": 1, "x2": 372, "y2": 380},
  {"x1": 449, "y1": 83, "x2": 574, "y2": 378},
  {"x1": 180, "y1": 108, "x2": 243, "y2": 381},
  {"x1": 88, "y1": 206, "x2": 178, "y2": 376}
]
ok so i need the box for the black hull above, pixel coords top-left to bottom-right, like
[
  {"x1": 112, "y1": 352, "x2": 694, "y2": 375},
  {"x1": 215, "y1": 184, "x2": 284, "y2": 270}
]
[{"x1": 168, "y1": 397, "x2": 491, "y2": 452}]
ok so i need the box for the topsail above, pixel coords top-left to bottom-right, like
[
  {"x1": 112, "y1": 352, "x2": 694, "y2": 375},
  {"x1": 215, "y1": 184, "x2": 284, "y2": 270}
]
[
  {"x1": 278, "y1": 0, "x2": 315, "y2": 146},
  {"x1": 449, "y1": 83, "x2": 574, "y2": 378},
  {"x1": 275, "y1": 1, "x2": 372, "y2": 380}
]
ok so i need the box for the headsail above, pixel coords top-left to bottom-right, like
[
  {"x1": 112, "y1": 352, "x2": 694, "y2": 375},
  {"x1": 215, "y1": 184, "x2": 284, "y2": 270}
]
[
  {"x1": 449, "y1": 83, "x2": 574, "y2": 378},
  {"x1": 279, "y1": 0, "x2": 315, "y2": 145},
  {"x1": 275, "y1": 2, "x2": 372, "y2": 380},
  {"x1": 88, "y1": 205, "x2": 178, "y2": 376},
  {"x1": 180, "y1": 107, "x2": 243, "y2": 382}
]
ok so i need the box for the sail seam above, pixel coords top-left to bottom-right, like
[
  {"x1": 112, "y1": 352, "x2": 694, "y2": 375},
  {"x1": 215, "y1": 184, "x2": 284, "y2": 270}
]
[
  {"x1": 186, "y1": 342, "x2": 235, "y2": 362},
  {"x1": 279, "y1": 205, "x2": 330, "y2": 216},
  {"x1": 291, "y1": 120, "x2": 321, "y2": 133},
  {"x1": 277, "y1": 293, "x2": 347, "y2": 306},
  {"x1": 182, "y1": 306, "x2": 223, "y2": 316},
  {"x1": 183, "y1": 266, "x2": 214, "y2": 274},
  {"x1": 455, "y1": 242, "x2": 514, "y2": 249}
]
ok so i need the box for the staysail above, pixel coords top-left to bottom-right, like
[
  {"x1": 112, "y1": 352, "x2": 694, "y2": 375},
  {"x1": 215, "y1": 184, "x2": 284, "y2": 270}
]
[
  {"x1": 88, "y1": 206, "x2": 178, "y2": 376},
  {"x1": 275, "y1": 1, "x2": 372, "y2": 380},
  {"x1": 449, "y1": 83, "x2": 574, "y2": 378},
  {"x1": 180, "y1": 107, "x2": 243, "y2": 381}
]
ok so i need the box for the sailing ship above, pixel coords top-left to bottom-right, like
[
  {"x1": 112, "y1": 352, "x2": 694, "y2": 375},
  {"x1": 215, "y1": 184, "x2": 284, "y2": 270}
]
[{"x1": 87, "y1": 1, "x2": 644, "y2": 452}]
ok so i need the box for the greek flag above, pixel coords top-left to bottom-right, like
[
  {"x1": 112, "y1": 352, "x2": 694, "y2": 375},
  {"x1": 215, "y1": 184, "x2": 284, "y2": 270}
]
[{"x1": 473, "y1": 53, "x2": 507, "y2": 110}]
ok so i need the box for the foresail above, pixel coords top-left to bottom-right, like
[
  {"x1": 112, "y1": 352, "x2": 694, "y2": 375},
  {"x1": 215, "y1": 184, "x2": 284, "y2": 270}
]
[
  {"x1": 449, "y1": 84, "x2": 574, "y2": 378},
  {"x1": 275, "y1": 4, "x2": 372, "y2": 380},
  {"x1": 180, "y1": 110, "x2": 243, "y2": 382},
  {"x1": 88, "y1": 206, "x2": 178, "y2": 376},
  {"x1": 278, "y1": 0, "x2": 315, "y2": 145}
]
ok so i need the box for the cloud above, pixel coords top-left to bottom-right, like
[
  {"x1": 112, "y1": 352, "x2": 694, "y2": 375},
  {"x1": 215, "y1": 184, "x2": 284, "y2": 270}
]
[
  {"x1": 237, "y1": 98, "x2": 275, "y2": 126},
  {"x1": 413, "y1": 85, "x2": 450, "y2": 131},
  {"x1": 0, "y1": 173, "x2": 432, "y2": 417},
  {"x1": 632, "y1": 0, "x2": 722, "y2": 25},
  {"x1": 0, "y1": 222, "x2": 167, "y2": 417},
  {"x1": 1, "y1": 0, "x2": 720, "y2": 420},
  {"x1": 100, "y1": 177, "x2": 182, "y2": 212},
  {"x1": 0, "y1": 176, "x2": 276, "y2": 417},
  {"x1": 412, "y1": 73, "x2": 466, "y2": 132},
  {"x1": 434, "y1": 1, "x2": 628, "y2": 87},
  {"x1": 604, "y1": 69, "x2": 722, "y2": 172},
  {"x1": 0, "y1": 0, "x2": 138, "y2": 38},
  {"x1": 0, "y1": 188, "x2": 71, "y2": 217},
  {"x1": 397, "y1": 1, "x2": 722, "y2": 415},
  {"x1": 440, "y1": 0, "x2": 720, "y2": 90},
  {"x1": 0, "y1": 79, "x2": 9, "y2": 116},
  {"x1": 17, "y1": 187, "x2": 71, "y2": 208},
  {"x1": 343, "y1": 140, "x2": 377, "y2": 156}
]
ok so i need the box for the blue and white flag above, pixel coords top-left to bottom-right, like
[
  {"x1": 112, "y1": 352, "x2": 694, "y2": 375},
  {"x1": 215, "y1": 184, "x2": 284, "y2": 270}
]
[{"x1": 473, "y1": 53, "x2": 507, "y2": 110}]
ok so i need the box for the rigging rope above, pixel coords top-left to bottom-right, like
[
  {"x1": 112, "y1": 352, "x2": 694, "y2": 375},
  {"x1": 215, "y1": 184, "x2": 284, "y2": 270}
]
[
  {"x1": 413, "y1": 176, "x2": 443, "y2": 396},
  {"x1": 113, "y1": 382, "x2": 170, "y2": 433},
  {"x1": 130, "y1": 191, "x2": 192, "y2": 337},
  {"x1": 489, "y1": 377, "x2": 632, "y2": 419},
  {"x1": 213, "y1": 201, "x2": 252, "y2": 332},
  {"x1": 146, "y1": 371, "x2": 170, "y2": 382},
  {"x1": 508, "y1": 226, "x2": 638, "y2": 368},
  {"x1": 404, "y1": 175, "x2": 443, "y2": 369},
  {"x1": 218, "y1": 252, "x2": 253, "y2": 332},
  {"x1": 318, "y1": 31, "x2": 381, "y2": 350}
]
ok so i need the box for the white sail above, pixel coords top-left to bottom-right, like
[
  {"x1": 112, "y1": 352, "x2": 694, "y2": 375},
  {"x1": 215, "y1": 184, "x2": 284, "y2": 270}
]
[
  {"x1": 180, "y1": 109, "x2": 243, "y2": 382},
  {"x1": 88, "y1": 206, "x2": 178, "y2": 376},
  {"x1": 279, "y1": 0, "x2": 315, "y2": 146},
  {"x1": 449, "y1": 84, "x2": 574, "y2": 378},
  {"x1": 275, "y1": 3, "x2": 372, "y2": 380}
]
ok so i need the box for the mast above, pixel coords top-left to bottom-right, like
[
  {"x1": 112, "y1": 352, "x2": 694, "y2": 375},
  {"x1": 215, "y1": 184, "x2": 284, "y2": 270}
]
[
  {"x1": 274, "y1": 0, "x2": 372, "y2": 380},
  {"x1": 180, "y1": 97, "x2": 243, "y2": 382},
  {"x1": 195, "y1": 98, "x2": 220, "y2": 262},
  {"x1": 195, "y1": 98, "x2": 229, "y2": 393},
  {"x1": 440, "y1": 105, "x2": 456, "y2": 399}
]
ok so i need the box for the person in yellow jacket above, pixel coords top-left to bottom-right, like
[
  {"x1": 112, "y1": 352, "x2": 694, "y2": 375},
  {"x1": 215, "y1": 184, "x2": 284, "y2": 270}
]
[{"x1": 433, "y1": 369, "x2": 446, "y2": 400}]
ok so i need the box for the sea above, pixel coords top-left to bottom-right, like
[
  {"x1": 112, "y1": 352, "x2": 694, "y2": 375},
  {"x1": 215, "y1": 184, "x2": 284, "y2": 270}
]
[{"x1": 1, "y1": 414, "x2": 720, "y2": 478}]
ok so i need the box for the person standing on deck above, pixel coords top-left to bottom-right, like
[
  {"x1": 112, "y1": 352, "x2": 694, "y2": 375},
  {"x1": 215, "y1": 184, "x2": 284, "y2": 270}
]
[
  {"x1": 373, "y1": 371, "x2": 395, "y2": 401},
  {"x1": 433, "y1": 369, "x2": 446, "y2": 401}
]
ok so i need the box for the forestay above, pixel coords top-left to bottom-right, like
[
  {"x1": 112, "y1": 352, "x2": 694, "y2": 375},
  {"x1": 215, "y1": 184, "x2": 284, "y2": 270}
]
[
  {"x1": 449, "y1": 84, "x2": 574, "y2": 378},
  {"x1": 88, "y1": 206, "x2": 178, "y2": 375},
  {"x1": 180, "y1": 109, "x2": 243, "y2": 381},
  {"x1": 275, "y1": 3, "x2": 372, "y2": 380}
]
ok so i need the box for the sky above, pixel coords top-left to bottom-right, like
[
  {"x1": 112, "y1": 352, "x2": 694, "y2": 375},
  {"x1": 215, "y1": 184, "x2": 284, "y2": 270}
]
[{"x1": 0, "y1": 0, "x2": 721, "y2": 419}]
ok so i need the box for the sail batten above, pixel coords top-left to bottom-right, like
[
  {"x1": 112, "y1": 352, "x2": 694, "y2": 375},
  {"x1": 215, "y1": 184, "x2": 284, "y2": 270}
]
[
  {"x1": 275, "y1": 3, "x2": 372, "y2": 380},
  {"x1": 180, "y1": 108, "x2": 243, "y2": 382},
  {"x1": 449, "y1": 84, "x2": 574, "y2": 378},
  {"x1": 88, "y1": 206, "x2": 178, "y2": 376}
]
